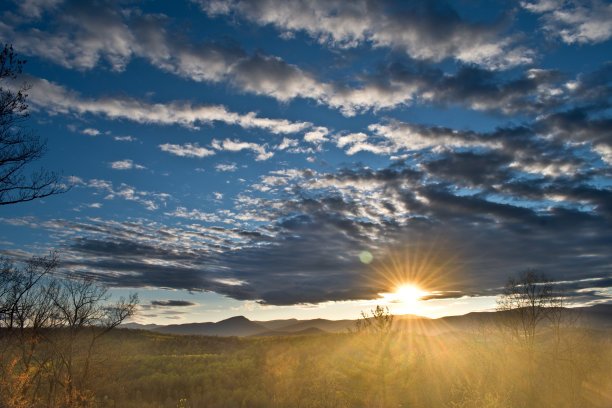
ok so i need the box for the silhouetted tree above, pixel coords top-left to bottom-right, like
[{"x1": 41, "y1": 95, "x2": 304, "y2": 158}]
[
  {"x1": 0, "y1": 254, "x2": 138, "y2": 407},
  {"x1": 0, "y1": 44, "x2": 64, "y2": 205},
  {"x1": 355, "y1": 305, "x2": 394, "y2": 334},
  {"x1": 496, "y1": 269, "x2": 553, "y2": 349}
]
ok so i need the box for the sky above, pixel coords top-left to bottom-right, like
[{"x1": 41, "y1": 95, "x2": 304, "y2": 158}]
[{"x1": 1, "y1": 0, "x2": 611, "y2": 324}]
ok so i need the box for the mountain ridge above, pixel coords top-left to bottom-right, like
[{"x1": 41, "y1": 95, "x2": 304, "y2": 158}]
[{"x1": 121, "y1": 303, "x2": 612, "y2": 337}]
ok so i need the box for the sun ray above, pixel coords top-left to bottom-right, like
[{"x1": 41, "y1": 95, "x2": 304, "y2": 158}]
[{"x1": 363, "y1": 238, "x2": 466, "y2": 315}]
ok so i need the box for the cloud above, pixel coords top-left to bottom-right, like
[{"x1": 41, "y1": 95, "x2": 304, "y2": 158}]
[
  {"x1": 6, "y1": 143, "x2": 607, "y2": 306},
  {"x1": 159, "y1": 143, "x2": 215, "y2": 158},
  {"x1": 215, "y1": 163, "x2": 237, "y2": 172},
  {"x1": 1, "y1": 1, "x2": 555, "y2": 117},
  {"x1": 24, "y1": 75, "x2": 313, "y2": 133},
  {"x1": 211, "y1": 139, "x2": 273, "y2": 161},
  {"x1": 304, "y1": 127, "x2": 329, "y2": 144},
  {"x1": 523, "y1": 0, "x2": 612, "y2": 44},
  {"x1": 86, "y1": 179, "x2": 170, "y2": 211},
  {"x1": 199, "y1": 0, "x2": 532, "y2": 69},
  {"x1": 114, "y1": 135, "x2": 137, "y2": 142},
  {"x1": 109, "y1": 159, "x2": 146, "y2": 170},
  {"x1": 150, "y1": 300, "x2": 198, "y2": 307},
  {"x1": 81, "y1": 128, "x2": 100, "y2": 136},
  {"x1": 277, "y1": 137, "x2": 298, "y2": 150}
]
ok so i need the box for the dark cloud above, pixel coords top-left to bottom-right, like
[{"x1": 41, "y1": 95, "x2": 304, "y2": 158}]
[
  {"x1": 32, "y1": 151, "x2": 608, "y2": 306},
  {"x1": 150, "y1": 300, "x2": 198, "y2": 307}
]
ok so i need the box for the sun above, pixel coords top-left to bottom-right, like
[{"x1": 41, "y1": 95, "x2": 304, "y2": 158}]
[
  {"x1": 395, "y1": 284, "x2": 426, "y2": 304},
  {"x1": 380, "y1": 283, "x2": 427, "y2": 305}
]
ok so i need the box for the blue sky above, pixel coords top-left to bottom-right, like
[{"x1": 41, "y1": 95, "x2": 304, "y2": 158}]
[{"x1": 1, "y1": 0, "x2": 611, "y2": 324}]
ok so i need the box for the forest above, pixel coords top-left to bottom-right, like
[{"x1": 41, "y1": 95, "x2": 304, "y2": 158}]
[{"x1": 1, "y1": 256, "x2": 611, "y2": 408}]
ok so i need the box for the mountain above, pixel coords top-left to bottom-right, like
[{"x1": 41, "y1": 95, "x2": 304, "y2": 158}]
[
  {"x1": 121, "y1": 322, "x2": 163, "y2": 330},
  {"x1": 255, "y1": 318, "x2": 299, "y2": 330},
  {"x1": 250, "y1": 327, "x2": 327, "y2": 337},
  {"x1": 122, "y1": 303, "x2": 612, "y2": 337},
  {"x1": 258, "y1": 318, "x2": 356, "y2": 333},
  {"x1": 153, "y1": 316, "x2": 268, "y2": 336}
]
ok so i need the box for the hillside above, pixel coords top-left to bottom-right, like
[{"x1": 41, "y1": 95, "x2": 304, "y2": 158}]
[{"x1": 122, "y1": 303, "x2": 612, "y2": 337}]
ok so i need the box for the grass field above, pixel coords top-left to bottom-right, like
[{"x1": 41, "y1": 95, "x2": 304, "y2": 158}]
[{"x1": 36, "y1": 324, "x2": 609, "y2": 408}]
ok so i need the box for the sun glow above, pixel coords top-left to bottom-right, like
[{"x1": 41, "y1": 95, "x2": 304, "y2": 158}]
[
  {"x1": 396, "y1": 284, "x2": 427, "y2": 303},
  {"x1": 381, "y1": 284, "x2": 427, "y2": 305},
  {"x1": 366, "y1": 241, "x2": 465, "y2": 316}
]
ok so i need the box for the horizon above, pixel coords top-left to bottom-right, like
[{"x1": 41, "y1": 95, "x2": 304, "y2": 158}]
[{"x1": 1, "y1": 0, "x2": 611, "y2": 325}]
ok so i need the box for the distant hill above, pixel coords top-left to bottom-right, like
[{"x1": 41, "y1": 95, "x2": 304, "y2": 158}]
[
  {"x1": 121, "y1": 323, "x2": 163, "y2": 330},
  {"x1": 257, "y1": 318, "x2": 357, "y2": 333},
  {"x1": 250, "y1": 327, "x2": 327, "y2": 337},
  {"x1": 153, "y1": 316, "x2": 268, "y2": 336},
  {"x1": 121, "y1": 303, "x2": 612, "y2": 337}
]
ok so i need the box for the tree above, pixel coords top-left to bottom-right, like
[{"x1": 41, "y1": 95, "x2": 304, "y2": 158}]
[
  {"x1": 354, "y1": 305, "x2": 395, "y2": 407},
  {"x1": 496, "y1": 269, "x2": 553, "y2": 349},
  {"x1": 0, "y1": 254, "x2": 138, "y2": 407},
  {"x1": 355, "y1": 305, "x2": 394, "y2": 334},
  {"x1": 0, "y1": 44, "x2": 64, "y2": 205}
]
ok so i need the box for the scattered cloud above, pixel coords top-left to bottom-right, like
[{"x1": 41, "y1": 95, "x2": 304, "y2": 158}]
[
  {"x1": 82, "y1": 127, "x2": 100, "y2": 136},
  {"x1": 523, "y1": 0, "x2": 612, "y2": 44},
  {"x1": 199, "y1": 0, "x2": 532, "y2": 69},
  {"x1": 114, "y1": 135, "x2": 137, "y2": 142},
  {"x1": 159, "y1": 143, "x2": 215, "y2": 158},
  {"x1": 109, "y1": 159, "x2": 146, "y2": 170},
  {"x1": 215, "y1": 163, "x2": 237, "y2": 172},
  {"x1": 212, "y1": 139, "x2": 273, "y2": 161},
  {"x1": 24, "y1": 75, "x2": 314, "y2": 133}
]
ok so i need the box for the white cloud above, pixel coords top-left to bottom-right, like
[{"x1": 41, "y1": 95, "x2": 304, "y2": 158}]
[
  {"x1": 215, "y1": 163, "x2": 238, "y2": 172},
  {"x1": 114, "y1": 135, "x2": 137, "y2": 142},
  {"x1": 86, "y1": 179, "x2": 169, "y2": 210},
  {"x1": 24, "y1": 75, "x2": 313, "y2": 134},
  {"x1": 213, "y1": 192, "x2": 223, "y2": 199},
  {"x1": 109, "y1": 159, "x2": 146, "y2": 170},
  {"x1": 159, "y1": 143, "x2": 215, "y2": 158},
  {"x1": 593, "y1": 144, "x2": 612, "y2": 165},
  {"x1": 199, "y1": 0, "x2": 532, "y2": 69},
  {"x1": 304, "y1": 127, "x2": 329, "y2": 144},
  {"x1": 336, "y1": 132, "x2": 368, "y2": 148},
  {"x1": 523, "y1": 0, "x2": 612, "y2": 44},
  {"x1": 212, "y1": 139, "x2": 274, "y2": 161},
  {"x1": 277, "y1": 137, "x2": 298, "y2": 150},
  {"x1": 167, "y1": 206, "x2": 221, "y2": 222},
  {"x1": 82, "y1": 127, "x2": 100, "y2": 136}
]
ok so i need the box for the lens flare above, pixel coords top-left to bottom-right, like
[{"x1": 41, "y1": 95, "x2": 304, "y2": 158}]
[
  {"x1": 359, "y1": 250, "x2": 373, "y2": 264},
  {"x1": 366, "y1": 239, "x2": 465, "y2": 311}
]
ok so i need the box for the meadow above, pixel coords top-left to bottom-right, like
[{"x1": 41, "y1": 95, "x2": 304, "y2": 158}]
[{"x1": 14, "y1": 321, "x2": 609, "y2": 408}]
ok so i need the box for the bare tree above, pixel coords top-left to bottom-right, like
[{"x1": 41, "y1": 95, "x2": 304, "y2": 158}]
[
  {"x1": 0, "y1": 44, "x2": 64, "y2": 205},
  {"x1": 496, "y1": 269, "x2": 553, "y2": 349},
  {"x1": 48, "y1": 273, "x2": 138, "y2": 406},
  {"x1": 0, "y1": 254, "x2": 138, "y2": 407}
]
